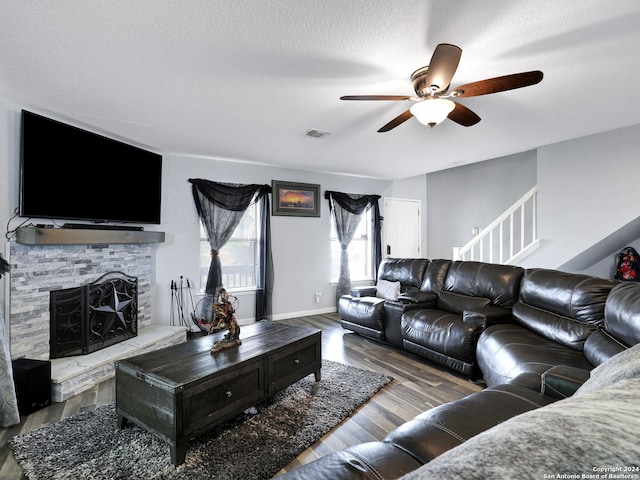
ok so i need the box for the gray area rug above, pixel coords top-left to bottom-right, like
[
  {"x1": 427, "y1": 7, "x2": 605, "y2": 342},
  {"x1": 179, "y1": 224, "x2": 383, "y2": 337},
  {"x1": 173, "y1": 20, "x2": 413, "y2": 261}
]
[{"x1": 10, "y1": 360, "x2": 392, "y2": 480}]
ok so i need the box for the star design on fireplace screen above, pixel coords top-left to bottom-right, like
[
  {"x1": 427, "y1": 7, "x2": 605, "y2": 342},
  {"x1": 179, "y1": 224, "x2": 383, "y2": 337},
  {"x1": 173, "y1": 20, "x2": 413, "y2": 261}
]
[{"x1": 94, "y1": 289, "x2": 133, "y2": 331}]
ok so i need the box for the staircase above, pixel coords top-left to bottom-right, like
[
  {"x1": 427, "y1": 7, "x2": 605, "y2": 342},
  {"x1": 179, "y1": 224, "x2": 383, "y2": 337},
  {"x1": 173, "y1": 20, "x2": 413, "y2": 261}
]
[{"x1": 453, "y1": 186, "x2": 540, "y2": 265}]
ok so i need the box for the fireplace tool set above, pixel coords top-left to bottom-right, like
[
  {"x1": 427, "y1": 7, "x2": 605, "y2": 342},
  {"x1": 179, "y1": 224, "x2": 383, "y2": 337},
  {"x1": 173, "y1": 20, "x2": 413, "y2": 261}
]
[
  {"x1": 170, "y1": 276, "x2": 197, "y2": 334},
  {"x1": 171, "y1": 278, "x2": 242, "y2": 351}
]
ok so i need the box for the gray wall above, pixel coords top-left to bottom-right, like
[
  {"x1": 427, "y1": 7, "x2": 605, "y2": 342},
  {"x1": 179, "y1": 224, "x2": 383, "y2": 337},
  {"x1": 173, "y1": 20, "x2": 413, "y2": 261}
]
[
  {"x1": 0, "y1": 99, "x2": 397, "y2": 325},
  {"x1": 154, "y1": 153, "x2": 390, "y2": 322},
  {"x1": 426, "y1": 150, "x2": 537, "y2": 259},
  {"x1": 423, "y1": 124, "x2": 640, "y2": 276},
  {"x1": 521, "y1": 124, "x2": 640, "y2": 272},
  {"x1": 4, "y1": 93, "x2": 640, "y2": 328}
]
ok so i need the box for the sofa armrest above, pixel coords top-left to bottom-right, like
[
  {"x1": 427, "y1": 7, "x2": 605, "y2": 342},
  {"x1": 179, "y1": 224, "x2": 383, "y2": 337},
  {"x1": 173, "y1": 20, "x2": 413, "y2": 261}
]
[
  {"x1": 397, "y1": 290, "x2": 438, "y2": 306},
  {"x1": 349, "y1": 286, "x2": 377, "y2": 297},
  {"x1": 541, "y1": 365, "x2": 591, "y2": 399},
  {"x1": 462, "y1": 305, "x2": 512, "y2": 328}
]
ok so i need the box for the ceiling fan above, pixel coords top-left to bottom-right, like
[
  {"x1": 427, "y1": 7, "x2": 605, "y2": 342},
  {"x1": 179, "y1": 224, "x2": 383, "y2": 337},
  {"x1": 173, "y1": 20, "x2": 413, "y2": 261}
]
[{"x1": 340, "y1": 43, "x2": 543, "y2": 132}]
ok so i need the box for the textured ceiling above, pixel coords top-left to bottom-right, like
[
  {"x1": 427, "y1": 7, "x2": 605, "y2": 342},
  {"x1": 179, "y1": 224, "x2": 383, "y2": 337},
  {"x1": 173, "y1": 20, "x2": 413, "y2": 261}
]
[{"x1": 2, "y1": 0, "x2": 640, "y2": 180}]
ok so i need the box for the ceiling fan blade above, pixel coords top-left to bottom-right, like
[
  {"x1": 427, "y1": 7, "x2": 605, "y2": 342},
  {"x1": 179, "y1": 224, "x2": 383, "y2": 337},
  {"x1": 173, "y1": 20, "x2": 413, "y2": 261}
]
[
  {"x1": 451, "y1": 70, "x2": 543, "y2": 98},
  {"x1": 419, "y1": 43, "x2": 462, "y2": 94},
  {"x1": 377, "y1": 109, "x2": 413, "y2": 132},
  {"x1": 448, "y1": 102, "x2": 481, "y2": 127},
  {"x1": 340, "y1": 95, "x2": 412, "y2": 101}
]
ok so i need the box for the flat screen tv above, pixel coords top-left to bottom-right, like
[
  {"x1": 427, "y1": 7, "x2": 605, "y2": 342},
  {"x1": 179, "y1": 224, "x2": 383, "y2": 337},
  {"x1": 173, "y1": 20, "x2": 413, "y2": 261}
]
[{"x1": 20, "y1": 110, "x2": 162, "y2": 224}]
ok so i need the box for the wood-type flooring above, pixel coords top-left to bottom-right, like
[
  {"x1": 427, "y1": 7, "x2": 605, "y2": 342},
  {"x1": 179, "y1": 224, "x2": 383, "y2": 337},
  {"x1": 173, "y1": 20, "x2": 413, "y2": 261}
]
[{"x1": 0, "y1": 313, "x2": 482, "y2": 479}]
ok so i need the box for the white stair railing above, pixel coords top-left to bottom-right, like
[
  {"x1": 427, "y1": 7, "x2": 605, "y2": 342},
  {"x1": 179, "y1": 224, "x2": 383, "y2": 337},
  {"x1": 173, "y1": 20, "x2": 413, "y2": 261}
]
[{"x1": 452, "y1": 186, "x2": 540, "y2": 265}]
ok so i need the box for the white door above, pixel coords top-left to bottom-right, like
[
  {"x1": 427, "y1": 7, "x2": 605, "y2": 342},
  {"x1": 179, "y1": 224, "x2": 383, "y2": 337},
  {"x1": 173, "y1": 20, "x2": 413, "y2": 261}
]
[{"x1": 383, "y1": 198, "x2": 421, "y2": 258}]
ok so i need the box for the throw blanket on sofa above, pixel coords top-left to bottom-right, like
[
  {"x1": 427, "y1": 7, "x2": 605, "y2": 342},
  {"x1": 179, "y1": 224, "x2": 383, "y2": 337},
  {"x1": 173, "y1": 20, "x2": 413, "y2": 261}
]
[
  {"x1": 0, "y1": 308, "x2": 19, "y2": 427},
  {"x1": 402, "y1": 344, "x2": 640, "y2": 479}
]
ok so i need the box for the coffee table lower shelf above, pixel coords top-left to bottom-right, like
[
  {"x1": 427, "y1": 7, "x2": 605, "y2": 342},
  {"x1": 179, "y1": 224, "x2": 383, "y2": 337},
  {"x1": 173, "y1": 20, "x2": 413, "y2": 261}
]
[{"x1": 115, "y1": 321, "x2": 321, "y2": 465}]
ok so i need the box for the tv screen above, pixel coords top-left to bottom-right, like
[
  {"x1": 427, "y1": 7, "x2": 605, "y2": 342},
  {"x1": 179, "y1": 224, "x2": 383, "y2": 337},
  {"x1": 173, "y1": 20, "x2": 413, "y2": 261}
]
[{"x1": 20, "y1": 110, "x2": 162, "y2": 224}]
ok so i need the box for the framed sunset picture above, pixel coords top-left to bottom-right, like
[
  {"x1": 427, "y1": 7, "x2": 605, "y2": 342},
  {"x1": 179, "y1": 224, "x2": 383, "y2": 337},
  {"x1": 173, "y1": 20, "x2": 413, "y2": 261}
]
[{"x1": 272, "y1": 180, "x2": 321, "y2": 217}]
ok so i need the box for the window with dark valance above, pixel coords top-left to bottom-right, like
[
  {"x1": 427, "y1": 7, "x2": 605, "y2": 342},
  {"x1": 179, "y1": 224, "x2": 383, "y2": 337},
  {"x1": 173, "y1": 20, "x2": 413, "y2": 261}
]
[
  {"x1": 189, "y1": 179, "x2": 273, "y2": 321},
  {"x1": 325, "y1": 191, "x2": 382, "y2": 304}
]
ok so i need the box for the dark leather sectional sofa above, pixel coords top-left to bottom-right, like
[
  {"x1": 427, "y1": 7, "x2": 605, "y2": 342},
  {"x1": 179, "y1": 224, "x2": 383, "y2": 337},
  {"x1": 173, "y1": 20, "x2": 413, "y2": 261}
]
[{"x1": 278, "y1": 258, "x2": 640, "y2": 479}]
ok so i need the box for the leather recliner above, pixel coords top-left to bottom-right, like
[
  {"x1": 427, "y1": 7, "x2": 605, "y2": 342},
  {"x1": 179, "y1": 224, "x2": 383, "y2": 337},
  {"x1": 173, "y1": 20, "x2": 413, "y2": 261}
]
[
  {"x1": 401, "y1": 261, "x2": 525, "y2": 378},
  {"x1": 276, "y1": 373, "x2": 559, "y2": 480},
  {"x1": 338, "y1": 258, "x2": 430, "y2": 343},
  {"x1": 381, "y1": 259, "x2": 452, "y2": 348},
  {"x1": 477, "y1": 268, "x2": 617, "y2": 386},
  {"x1": 277, "y1": 281, "x2": 640, "y2": 480}
]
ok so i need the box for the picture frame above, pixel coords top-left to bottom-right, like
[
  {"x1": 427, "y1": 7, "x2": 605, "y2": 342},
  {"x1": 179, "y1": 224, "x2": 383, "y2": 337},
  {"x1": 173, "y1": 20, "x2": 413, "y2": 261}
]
[{"x1": 271, "y1": 180, "x2": 321, "y2": 217}]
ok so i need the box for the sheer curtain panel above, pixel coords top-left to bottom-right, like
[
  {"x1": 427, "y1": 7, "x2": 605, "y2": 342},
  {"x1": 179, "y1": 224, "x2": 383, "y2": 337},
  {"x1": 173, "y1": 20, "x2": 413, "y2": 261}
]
[
  {"x1": 325, "y1": 191, "x2": 382, "y2": 304},
  {"x1": 189, "y1": 179, "x2": 273, "y2": 321}
]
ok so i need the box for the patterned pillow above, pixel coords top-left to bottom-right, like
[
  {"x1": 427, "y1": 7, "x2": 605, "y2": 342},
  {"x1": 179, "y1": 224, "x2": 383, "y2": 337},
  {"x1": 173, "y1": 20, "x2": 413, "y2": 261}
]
[
  {"x1": 574, "y1": 341, "x2": 640, "y2": 396},
  {"x1": 376, "y1": 279, "x2": 401, "y2": 301}
]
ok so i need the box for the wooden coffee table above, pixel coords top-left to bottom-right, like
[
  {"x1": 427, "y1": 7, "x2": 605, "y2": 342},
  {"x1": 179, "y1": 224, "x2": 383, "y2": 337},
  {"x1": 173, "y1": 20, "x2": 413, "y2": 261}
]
[{"x1": 115, "y1": 321, "x2": 321, "y2": 465}]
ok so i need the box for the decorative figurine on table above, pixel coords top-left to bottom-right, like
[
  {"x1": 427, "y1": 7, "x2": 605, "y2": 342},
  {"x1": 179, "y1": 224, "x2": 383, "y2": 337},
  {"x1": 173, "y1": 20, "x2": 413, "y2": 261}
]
[{"x1": 211, "y1": 288, "x2": 241, "y2": 353}]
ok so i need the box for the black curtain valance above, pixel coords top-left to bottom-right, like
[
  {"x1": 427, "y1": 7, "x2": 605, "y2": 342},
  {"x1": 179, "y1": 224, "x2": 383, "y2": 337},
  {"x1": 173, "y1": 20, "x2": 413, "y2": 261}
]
[
  {"x1": 324, "y1": 191, "x2": 381, "y2": 215},
  {"x1": 189, "y1": 179, "x2": 271, "y2": 212}
]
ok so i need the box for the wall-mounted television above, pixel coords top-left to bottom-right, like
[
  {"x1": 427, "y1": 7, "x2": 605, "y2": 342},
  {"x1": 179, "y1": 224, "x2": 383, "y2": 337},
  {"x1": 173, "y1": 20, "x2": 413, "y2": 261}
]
[{"x1": 20, "y1": 110, "x2": 162, "y2": 224}]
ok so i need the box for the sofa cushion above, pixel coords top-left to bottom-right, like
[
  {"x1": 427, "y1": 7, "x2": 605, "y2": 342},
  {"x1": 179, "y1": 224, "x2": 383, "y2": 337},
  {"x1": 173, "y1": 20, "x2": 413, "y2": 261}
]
[
  {"x1": 442, "y1": 261, "x2": 524, "y2": 308},
  {"x1": 476, "y1": 323, "x2": 594, "y2": 387},
  {"x1": 510, "y1": 269, "x2": 617, "y2": 351},
  {"x1": 376, "y1": 279, "x2": 401, "y2": 300},
  {"x1": 378, "y1": 258, "x2": 429, "y2": 290},
  {"x1": 582, "y1": 329, "x2": 627, "y2": 366},
  {"x1": 516, "y1": 268, "x2": 615, "y2": 324},
  {"x1": 511, "y1": 302, "x2": 597, "y2": 350},
  {"x1": 582, "y1": 282, "x2": 640, "y2": 366},
  {"x1": 419, "y1": 259, "x2": 451, "y2": 294},
  {"x1": 576, "y1": 342, "x2": 640, "y2": 396},
  {"x1": 384, "y1": 383, "x2": 555, "y2": 465},
  {"x1": 602, "y1": 281, "x2": 640, "y2": 346},
  {"x1": 399, "y1": 378, "x2": 640, "y2": 479},
  {"x1": 401, "y1": 309, "x2": 485, "y2": 375},
  {"x1": 276, "y1": 441, "x2": 423, "y2": 480}
]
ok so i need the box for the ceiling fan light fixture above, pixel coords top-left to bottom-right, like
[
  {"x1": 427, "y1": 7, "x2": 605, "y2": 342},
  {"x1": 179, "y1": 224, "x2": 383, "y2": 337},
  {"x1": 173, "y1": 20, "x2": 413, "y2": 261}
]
[{"x1": 410, "y1": 98, "x2": 456, "y2": 128}]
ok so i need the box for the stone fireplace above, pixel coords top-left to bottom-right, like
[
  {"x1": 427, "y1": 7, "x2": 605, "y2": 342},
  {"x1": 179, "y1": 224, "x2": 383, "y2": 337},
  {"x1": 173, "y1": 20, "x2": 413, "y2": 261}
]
[
  {"x1": 49, "y1": 271, "x2": 138, "y2": 359},
  {"x1": 6, "y1": 231, "x2": 187, "y2": 402},
  {"x1": 9, "y1": 241, "x2": 154, "y2": 361}
]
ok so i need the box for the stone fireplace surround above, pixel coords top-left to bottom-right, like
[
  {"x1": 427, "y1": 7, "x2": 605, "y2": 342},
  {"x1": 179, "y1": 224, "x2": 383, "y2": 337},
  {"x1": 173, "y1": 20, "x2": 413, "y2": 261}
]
[{"x1": 8, "y1": 240, "x2": 187, "y2": 402}]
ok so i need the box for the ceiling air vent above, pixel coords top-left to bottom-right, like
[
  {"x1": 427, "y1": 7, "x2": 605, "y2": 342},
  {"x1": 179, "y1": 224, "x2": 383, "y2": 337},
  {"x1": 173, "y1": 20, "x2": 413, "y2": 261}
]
[{"x1": 304, "y1": 128, "x2": 332, "y2": 139}]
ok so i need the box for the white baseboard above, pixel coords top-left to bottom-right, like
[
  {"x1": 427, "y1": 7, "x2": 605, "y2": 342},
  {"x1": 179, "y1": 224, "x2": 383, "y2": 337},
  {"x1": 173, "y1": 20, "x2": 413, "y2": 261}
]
[
  {"x1": 237, "y1": 306, "x2": 337, "y2": 325},
  {"x1": 271, "y1": 307, "x2": 338, "y2": 321}
]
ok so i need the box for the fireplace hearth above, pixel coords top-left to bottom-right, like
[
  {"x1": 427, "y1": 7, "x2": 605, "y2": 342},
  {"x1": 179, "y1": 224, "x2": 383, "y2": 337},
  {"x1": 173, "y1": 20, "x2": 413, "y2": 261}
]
[{"x1": 50, "y1": 271, "x2": 138, "y2": 359}]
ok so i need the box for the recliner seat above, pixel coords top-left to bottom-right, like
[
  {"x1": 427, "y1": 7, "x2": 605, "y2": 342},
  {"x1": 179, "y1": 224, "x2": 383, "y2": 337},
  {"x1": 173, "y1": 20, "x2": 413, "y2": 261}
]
[
  {"x1": 339, "y1": 258, "x2": 432, "y2": 344},
  {"x1": 276, "y1": 379, "x2": 557, "y2": 480},
  {"x1": 477, "y1": 268, "x2": 617, "y2": 386},
  {"x1": 280, "y1": 265, "x2": 640, "y2": 480},
  {"x1": 401, "y1": 261, "x2": 524, "y2": 377}
]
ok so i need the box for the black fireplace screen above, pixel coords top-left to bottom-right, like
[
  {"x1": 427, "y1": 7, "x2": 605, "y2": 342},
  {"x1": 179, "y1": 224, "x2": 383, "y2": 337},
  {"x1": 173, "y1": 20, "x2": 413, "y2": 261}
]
[{"x1": 49, "y1": 271, "x2": 138, "y2": 359}]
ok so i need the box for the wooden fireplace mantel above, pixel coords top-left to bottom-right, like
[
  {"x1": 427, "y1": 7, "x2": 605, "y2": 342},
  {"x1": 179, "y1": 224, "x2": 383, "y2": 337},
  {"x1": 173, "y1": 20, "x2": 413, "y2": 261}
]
[{"x1": 16, "y1": 226, "x2": 165, "y2": 245}]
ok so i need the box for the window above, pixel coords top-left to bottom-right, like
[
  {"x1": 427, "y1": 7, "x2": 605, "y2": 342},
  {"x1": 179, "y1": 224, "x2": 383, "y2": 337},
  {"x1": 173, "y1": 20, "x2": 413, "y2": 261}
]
[
  {"x1": 330, "y1": 208, "x2": 373, "y2": 282},
  {"x1": 199, "y1": 202, "x2": 258, "y2": 291}
]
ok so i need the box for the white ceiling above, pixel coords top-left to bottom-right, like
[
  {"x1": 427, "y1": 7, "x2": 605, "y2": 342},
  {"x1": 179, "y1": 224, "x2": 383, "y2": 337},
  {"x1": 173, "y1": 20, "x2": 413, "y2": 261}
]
[{"x1": 2, "y1": 0, "x2": 640, "y2": 180}]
